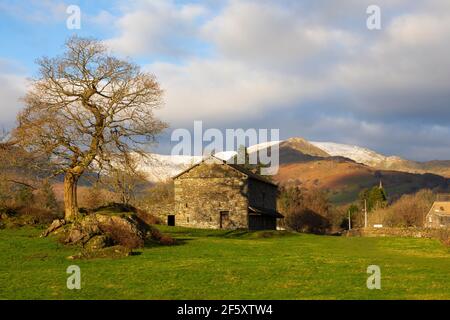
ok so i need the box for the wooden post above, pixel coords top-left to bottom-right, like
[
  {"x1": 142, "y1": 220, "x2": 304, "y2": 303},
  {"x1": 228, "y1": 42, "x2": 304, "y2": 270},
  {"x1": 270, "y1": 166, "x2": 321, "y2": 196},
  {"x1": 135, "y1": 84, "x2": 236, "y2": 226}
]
[
  {"x1": 364, "y1": 199, "x2": 368, "y2": 228},
  {"x1": 348, "y1": 209, "x2": 352, "y2": 230}
]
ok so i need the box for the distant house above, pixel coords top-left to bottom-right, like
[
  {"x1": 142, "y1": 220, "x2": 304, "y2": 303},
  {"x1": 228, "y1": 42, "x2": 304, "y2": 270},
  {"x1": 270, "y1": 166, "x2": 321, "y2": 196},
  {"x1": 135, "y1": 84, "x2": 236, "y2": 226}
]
[
  {"x1": 165, "y1": 156, "x2": 283, "y2": 230},
  {"x1": 425, "y1": 201, "x2": 450, "y2": 228}
]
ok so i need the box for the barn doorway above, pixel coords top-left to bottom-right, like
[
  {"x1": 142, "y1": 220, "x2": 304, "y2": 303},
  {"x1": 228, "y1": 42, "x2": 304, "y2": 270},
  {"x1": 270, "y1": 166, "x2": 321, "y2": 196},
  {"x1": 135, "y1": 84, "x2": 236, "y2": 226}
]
[
  {"x1": 220, "y1": 211, "x2": 230, "y2": 229},
  {"x1": 167, "y1": 215, "x2": 175, "y2": 226}
]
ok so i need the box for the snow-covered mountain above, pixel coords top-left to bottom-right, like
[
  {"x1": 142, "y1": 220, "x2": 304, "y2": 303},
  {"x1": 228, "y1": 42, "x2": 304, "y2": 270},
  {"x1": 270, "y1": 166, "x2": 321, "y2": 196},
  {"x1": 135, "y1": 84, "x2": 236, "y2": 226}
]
[
  {"x1": 247, "y1": 140, "x2": 282, "y2": 154},
  {"x1": 136, "y1": 138, "x2": 450, "y2": 182},
  {"x1": 138, "y1": 151, "x2": 236, "y2": 182},
  {"x1": 309, "y1": 141, "x2": 400, "y2": 167}
]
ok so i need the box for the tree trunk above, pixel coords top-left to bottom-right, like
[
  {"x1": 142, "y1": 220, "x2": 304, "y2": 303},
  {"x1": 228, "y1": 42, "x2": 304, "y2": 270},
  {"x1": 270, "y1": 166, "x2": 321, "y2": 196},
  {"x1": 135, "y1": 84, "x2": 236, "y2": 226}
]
[{"x1": 64, "y1": 173, "x2": 80, "y2": 221}]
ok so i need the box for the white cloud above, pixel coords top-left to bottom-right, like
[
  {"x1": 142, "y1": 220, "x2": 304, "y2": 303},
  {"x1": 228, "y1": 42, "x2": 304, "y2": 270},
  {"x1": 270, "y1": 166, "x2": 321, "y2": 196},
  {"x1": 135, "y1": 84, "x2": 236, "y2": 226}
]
[
  {"x1": 0, "y1": 60, "x2": 27, "y2": 128},
  {"x1": 3, "y1": 0, "x2": 450, "y2": 159},
  {"x1": 147, "y1": 58, "x2": 328, "y2": 127},
  {"x1": 202, "y1": 0, "x2": 360, "y2": 71},
  {"x1": 329, "y1": 11, "x2": 450, "y2": 121},
  {"x1": 105, "y1": 0, "x2": 208, "y2": 57}
]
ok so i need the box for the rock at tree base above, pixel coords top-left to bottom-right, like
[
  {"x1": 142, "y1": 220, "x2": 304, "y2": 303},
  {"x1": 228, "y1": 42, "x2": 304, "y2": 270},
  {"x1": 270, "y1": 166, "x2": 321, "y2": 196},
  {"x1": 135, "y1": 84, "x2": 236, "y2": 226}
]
[
  {"x1": 42, "y1": 211, "x2": 176, "y2": 259},
  {"x1": 41, "y1": 219, "x2": 66, "y2": 237},
  {"x1": 42, "y1": 213, "x2": 151, "y2": 250},
  {"x1": 85, "y1": 235, "x2": 112, "y2": 250}
]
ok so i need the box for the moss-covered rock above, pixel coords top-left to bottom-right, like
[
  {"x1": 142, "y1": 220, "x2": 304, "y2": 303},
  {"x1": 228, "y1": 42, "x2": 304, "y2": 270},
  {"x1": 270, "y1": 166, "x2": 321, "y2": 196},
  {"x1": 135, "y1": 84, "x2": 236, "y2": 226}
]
[{"x1": 84, "y1": 234, "x2": 112, "y2": 250}]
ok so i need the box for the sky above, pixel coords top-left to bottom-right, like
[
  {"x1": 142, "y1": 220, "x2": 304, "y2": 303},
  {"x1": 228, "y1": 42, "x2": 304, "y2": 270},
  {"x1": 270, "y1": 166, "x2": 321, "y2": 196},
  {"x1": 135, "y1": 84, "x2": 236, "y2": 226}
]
[{"x1": 0, "y1": 0, "x2": 450, "y2": 161}]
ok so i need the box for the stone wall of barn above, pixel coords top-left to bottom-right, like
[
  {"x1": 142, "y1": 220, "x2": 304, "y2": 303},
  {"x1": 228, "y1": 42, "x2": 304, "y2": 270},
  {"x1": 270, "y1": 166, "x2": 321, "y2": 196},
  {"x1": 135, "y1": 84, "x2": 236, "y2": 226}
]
[
  {"x1": 247, "y1": 178, "x2": 278, "y2": 210},
  {"x1": 143, "y1": 202, "x2": 174, "y2": 224},
  {"x1": 173, "y1": 162, "x2": 249, "y2": 229},
  {"x1": 426, "y1": 213, "x2": 450, "y2": 228}
]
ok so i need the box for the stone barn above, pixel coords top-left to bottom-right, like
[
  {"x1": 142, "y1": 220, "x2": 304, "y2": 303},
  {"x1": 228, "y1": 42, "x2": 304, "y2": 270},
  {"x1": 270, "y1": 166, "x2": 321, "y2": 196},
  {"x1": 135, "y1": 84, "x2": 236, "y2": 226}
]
[
  {"x1": 166, "y1": 156, "x2": 283, "y2": 230},
  {"x1": 425, "y1": 201, "x2": 450, "y2": 228}
]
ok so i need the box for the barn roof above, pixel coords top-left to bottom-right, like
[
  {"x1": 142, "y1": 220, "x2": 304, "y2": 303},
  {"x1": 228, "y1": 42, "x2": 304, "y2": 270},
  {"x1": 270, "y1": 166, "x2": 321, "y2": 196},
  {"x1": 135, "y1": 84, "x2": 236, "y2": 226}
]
[
  {"x1": 249, "y1": 205, "x2": 284, "y2": 218},
  {"x1": 172, "y1": 155, "x2": 277, "y2": 186},
  {"x1": 427, "y1": 201, "x2": 450, "y2": 216}
]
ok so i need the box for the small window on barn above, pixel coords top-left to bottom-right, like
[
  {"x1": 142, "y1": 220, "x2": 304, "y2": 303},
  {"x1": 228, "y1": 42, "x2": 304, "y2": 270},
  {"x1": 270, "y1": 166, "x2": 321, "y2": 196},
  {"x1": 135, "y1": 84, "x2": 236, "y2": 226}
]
[
  {"x1": 440, "y1": 206, "x2": 445, "y2": 211},
  {"x1": 185, "y1": 203, "x2": 188, "y2": 208},
  {"x1": 187, "y1": 215, "x2": 190, "y2": 223}
]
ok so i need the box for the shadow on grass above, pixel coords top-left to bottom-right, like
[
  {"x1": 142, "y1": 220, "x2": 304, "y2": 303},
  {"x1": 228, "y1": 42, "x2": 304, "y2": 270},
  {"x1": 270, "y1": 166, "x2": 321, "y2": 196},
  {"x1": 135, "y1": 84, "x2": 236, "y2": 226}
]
[
  {"x1": 155, "y1": 225, "x2": 297, "y2": 240},
  {"x1": 144, "y1": 237, "x2": 192, "y2": 249}
]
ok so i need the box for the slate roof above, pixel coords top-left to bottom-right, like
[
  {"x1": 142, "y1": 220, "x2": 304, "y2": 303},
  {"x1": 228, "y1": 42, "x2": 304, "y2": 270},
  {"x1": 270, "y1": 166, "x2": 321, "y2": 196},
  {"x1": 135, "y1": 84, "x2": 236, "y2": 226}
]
[
  {"x1": 173, "y1": 155, "x2": 277, "y2": 187},
  {"x1": 248, "y1": 205, "x2": 284, "y2": 218},
  {"x1": 428, "y1": 201, "x2": 450, "y2": 216}
]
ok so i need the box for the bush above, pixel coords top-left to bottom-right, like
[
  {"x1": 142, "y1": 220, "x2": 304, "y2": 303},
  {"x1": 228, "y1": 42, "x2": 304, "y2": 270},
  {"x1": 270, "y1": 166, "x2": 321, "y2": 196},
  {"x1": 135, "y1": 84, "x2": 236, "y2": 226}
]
[
  {"x1": 78, "y1": 184, "x2": 118, "y2": 210},
  {"x1": 371, "y1": 189, "x2": 436, "y2": 227},
  {"x1": 94, "y1": 202, "x2": 137, "y2": 214},
  {"x1": 99, "y1": 222, "x2": 144, "y2": 249},
  {"x1": 285, "y1": 209, "x2": 331, "y2": 234},
  {"x1": 0, "y1": 205, "x2": 60, "y2": 228},
  {"x1": 0, "y1": 207, "x2": 18, "y2": 218},
  {"x1": 434, "y1": 228, "x2": 450, "y2": 247},
  {"x1": 159, "y1": 235, "x2": 176, "y2": 245},
  {"x1": 34, "y1": 180, "x2": 59, "y2": 211},
  {"x1": 279, "y1": 186, "x2": 332, "y2": 234},
  {"x1": 136, "y1": 208, "x2": 161, "y2": 225},
  {"x1": 17, "y1": 207, "x2": 59, "y2": 225},
  {"x1": 147, "y1": 227, "x2": 176, "y2": 245}
]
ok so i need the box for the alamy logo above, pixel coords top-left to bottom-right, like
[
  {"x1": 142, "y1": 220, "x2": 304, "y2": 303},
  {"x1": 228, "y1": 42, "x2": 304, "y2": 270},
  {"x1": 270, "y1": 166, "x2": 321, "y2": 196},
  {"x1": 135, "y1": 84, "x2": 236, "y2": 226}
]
[
  {"x1": 171, "y1": 121, "x2": 280, "y2": 175},
  {"x1": 366, "y1": 5, "x2": 381, "y2": 30},
  {"x1": 66, "y1": 5, "x2": 81, "y2": 30},
  {"x1": 66, "y1": 265, "x2": 81, "y2": 290},
  {"x1": 366, "y1": 265, "x2": 381, "y2": 290}
]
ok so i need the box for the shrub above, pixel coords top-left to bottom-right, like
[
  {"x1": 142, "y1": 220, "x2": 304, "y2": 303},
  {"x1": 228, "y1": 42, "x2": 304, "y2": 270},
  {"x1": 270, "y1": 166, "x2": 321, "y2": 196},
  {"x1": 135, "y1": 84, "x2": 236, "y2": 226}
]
[
  {"x1": 279, "y1": 186, "x2": 332, "y2": 234},
  {"x1": 149, "y1": 227, "x2": 163, "y2": 241},
  {"x1": 159, "y1": 235, "x2": 176, "y2": 245},
  {"x1": 17, "y1": 207, "x2": 59, "y2": 225},
  {"x1": 371, "y1": 189, "x2": 436, "y2": 227},
  {"x1": 136, "y1": 209, "x2": 161, "y2": 225},
  {"x1": 147, "y1": 227, "x2": 176, "y2": 245},
  {"x1": 285, "y1": 209, "x2": 331, "y2": 234},
  {"x1": 78, "y1": 184, "x2": 118, "y2": 210},
  {"x1": 434, "y1": 229, "x2": 450, "y2": 247},
  {"x1": 94, "y1": 202, "x2": 137, "y2": 214},
  {"x1": 34, "y1": 180, "x2": 59, "y2": 211},
  {"x1": 100, "y1": 222, "x2": 144, "y2": 249},
  {"x1": 0, "y1": 205, "x2": 60, "y2": 228}
]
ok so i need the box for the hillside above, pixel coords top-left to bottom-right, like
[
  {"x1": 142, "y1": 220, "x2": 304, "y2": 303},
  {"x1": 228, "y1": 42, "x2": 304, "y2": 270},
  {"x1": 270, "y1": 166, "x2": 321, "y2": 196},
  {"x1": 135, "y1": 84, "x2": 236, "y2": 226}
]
[
  {"x1": 255, "y1": 138, "x2": 450, "y2": 204},
  {"x1": 132, "y1": 137, "x2": 450, "y2": 204},
  {"x1": 275, "y1": 157, "x2": 450, "y2": 204},
  {"x1": 310, "y1": 141, "x2": 450, "y2": 177}
]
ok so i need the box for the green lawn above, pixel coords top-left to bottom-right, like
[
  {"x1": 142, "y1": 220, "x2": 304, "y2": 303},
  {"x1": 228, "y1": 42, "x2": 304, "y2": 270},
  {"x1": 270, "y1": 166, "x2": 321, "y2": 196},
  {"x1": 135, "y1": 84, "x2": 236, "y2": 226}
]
[{"x1": 0, "y1": 226, "x2": 449, "y2": 300}]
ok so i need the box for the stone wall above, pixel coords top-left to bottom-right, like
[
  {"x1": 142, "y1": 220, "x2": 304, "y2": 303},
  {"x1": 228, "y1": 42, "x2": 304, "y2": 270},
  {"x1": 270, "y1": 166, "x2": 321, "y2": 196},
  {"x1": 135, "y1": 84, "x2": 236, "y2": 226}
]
[
  {"x1": 143, "y1": 202, "x2": 174, "y2": 224},
  {"x1": 345, "y1": 227, "x2": 449, "y2": 239},
  {"x1": 173, "y1": 162, "x2": 249, "y2": 229},
  {"x1": 247, "y1": 178, "x2": 277, "y2": 210},
  {"x1": 426, "y1": 213, "x2": 450, "y2": 229}
]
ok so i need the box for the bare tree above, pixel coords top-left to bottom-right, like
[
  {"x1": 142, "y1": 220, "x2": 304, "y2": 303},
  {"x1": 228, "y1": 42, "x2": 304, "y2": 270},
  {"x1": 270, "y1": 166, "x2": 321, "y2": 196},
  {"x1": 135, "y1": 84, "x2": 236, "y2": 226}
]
[
  {"x1": 107, "y1": 157, "x2": 147, "y2": 206},
  {"x1": 0, "y1": 130, "x2": 44, "y2": 192},
  {"x1": 13, "y1": 36, "x2": 167, "y2": 221}
]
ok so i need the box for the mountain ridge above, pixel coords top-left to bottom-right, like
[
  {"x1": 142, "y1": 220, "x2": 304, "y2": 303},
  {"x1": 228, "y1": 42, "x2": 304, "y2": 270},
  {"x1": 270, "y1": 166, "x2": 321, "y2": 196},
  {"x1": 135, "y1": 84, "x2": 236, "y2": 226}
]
[{"x1": 139, "y1": 136, "x2": 450, "y2": 182}]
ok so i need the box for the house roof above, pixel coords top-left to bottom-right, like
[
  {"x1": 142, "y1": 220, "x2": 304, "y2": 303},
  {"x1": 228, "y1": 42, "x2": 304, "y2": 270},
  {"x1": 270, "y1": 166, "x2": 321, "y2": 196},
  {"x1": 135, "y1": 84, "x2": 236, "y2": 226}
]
[
  {"x1": 427, "y1": 202, "x2": 450, "y2": 216},
  {"x1": 172, "y1": 155, "x2": 278, "y2": 187},
  {"x1": 249, "y1": 205, "x2": 284, "y2": 218}
]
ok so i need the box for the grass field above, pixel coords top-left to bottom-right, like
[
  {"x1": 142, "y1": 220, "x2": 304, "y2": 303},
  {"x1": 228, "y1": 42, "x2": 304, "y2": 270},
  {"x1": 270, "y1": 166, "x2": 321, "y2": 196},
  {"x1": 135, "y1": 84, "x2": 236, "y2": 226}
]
[{"x1": 0, "y1": 226, "x2": 449, "y2": 300}]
